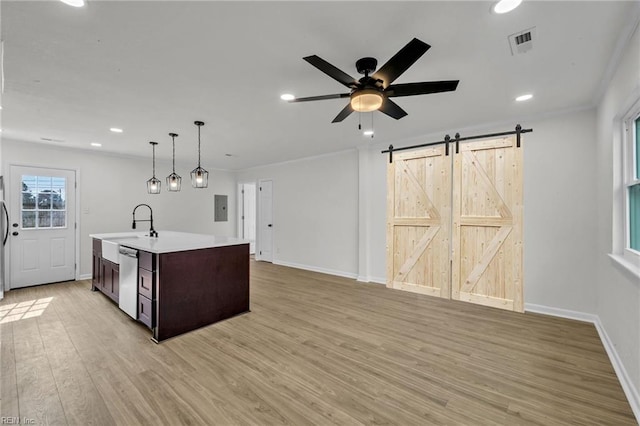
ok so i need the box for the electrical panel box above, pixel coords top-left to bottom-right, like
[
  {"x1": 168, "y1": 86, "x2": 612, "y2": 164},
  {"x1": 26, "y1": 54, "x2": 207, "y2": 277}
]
[{"x1": 214, "y1": 194, "x2": 228, "y2": 222}]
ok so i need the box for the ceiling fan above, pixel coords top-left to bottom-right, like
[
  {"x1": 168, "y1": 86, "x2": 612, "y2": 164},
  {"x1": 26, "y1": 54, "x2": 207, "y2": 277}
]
[{"x1": 289, "y1": 38, "x2": 459, "y2": 123}]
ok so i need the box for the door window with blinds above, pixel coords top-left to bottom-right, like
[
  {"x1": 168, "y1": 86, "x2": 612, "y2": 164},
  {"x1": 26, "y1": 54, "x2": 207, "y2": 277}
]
[{"x1": 21, "y1": 175, "x2": 67, "y2": 229}]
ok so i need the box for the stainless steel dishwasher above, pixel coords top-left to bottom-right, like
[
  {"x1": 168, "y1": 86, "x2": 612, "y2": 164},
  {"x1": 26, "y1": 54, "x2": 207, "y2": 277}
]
[{"x1": 118, "y1": 246, "x2": 138, "y2": 319}]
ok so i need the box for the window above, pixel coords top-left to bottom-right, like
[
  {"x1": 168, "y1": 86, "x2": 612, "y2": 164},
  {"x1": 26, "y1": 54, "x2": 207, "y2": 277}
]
[
  {"x1": 21, "y1": 175, "x2": 67, "y2": 229},
  {"x1": 630, "y1": 116, "x2": 640, "y2": 251}
]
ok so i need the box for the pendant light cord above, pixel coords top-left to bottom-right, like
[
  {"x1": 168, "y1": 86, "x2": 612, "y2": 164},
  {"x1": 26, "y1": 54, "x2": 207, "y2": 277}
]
[
  {"x1": 152, "y1": 144, "x2": 156, "y2": 177},
  {"x1": 172, "y1": 135, "x2": 176, "y2": 173},
  {"x1": 197, "y1": 124, "x2": 202, "y2": 168}
]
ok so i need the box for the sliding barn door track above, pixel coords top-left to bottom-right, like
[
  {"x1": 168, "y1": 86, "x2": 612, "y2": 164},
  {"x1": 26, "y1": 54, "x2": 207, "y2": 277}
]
[{"x1": 382, "y1": 124, "x2": 533, "y2": 163}]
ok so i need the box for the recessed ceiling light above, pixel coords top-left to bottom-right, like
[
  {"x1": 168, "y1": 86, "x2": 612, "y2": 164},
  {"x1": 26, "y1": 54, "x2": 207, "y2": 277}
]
[
  {"x1": 60, "y1": 0, "x2": 85, "y2": 7},
  {"x1": 515, "y1": 94, "x2": 533, "y2": 102},
  {"x1": 109, "y1": 127, "x2": 123, "y2": 133},
  {"x1": 493, "y1": 0, "x2": 522, "y2": 14},
  {"x1": 280, "y1": 94, "x2": 295, "y2": 101},
  {"x1": 91, "y1": 142, "x2": 102, "y2": 147},
  {"x1": 363, "y1": 130, "x2": 374, "y2": 136}
]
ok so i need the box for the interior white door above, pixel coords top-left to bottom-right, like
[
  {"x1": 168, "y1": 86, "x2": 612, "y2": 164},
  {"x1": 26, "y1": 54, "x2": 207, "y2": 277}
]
[
  {"x1": 242, "y1": 183, "x2": 257, "y2": 254},
  {"x1": 10, "y1": 166, "x2": 76, "y2": 288},
  {"x1": 258, "y1": 179, "x2": 273, "y2": 262}
]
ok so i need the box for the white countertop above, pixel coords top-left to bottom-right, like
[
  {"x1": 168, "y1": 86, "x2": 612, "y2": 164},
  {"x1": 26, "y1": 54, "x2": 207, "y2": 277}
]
[{"x1": 90, "y1": 231, "x2": 249, "y2": 254}]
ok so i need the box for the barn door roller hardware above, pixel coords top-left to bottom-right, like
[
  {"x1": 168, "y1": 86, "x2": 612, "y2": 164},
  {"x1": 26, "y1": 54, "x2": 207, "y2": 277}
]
[{"x1": 382, "y1": 124, "x2": 532, "y2": 163}]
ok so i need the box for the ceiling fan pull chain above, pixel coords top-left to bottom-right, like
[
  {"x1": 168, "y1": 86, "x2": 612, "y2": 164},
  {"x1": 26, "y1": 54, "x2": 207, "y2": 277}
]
[
  {"x1": 358, "y1": 110, "x2": 361, "y2": 130},
  {"x1": 370, "y1": 111, "x2": 374, "y2": 138}
]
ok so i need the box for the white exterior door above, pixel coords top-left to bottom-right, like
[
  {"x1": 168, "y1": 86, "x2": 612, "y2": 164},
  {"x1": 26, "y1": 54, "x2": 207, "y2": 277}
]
[
  {"x1": 258, "y1": 179, "x2": 273, "y2": 262},
  {"x1": 10, "y1": 166, "x2": 76, "y2": 288}
]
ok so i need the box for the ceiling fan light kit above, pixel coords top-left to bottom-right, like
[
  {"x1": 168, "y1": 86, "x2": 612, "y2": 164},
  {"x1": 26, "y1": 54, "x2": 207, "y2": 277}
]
[
  {"x1": 289, "y1": 38, "x2": 459, "y2": 123},
  {"x1": 351, "y1": 89, "x2": 383, "y2": 112}
]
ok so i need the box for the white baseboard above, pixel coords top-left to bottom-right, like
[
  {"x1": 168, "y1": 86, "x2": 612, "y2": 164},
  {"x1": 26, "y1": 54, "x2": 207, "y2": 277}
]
[
  {"x1": 356, "y1": 275, "x2": 386, "y2": 285},
  {"x1": 524, "y1": 303, "x2": 599, "y2": 323},
  {"x1": 272, "y1": 260, "x2": 357, "y2": 280},
  {"x1": 78, "y1": 273, "x2": 91, "y2": 281},
  {"x1": 525, "y1": 303, "x2": 639, "y2": 422},
  {"x1": 594, "y1": 317, "x2": 640, "y2": 422}
]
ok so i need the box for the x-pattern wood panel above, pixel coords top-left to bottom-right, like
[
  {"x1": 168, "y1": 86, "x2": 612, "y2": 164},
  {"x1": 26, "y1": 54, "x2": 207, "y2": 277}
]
[
  {"x1": 387, "y1": 146, "x2": 450, "y2": 299},
  {"x1": 393, "y1": 225, "x2": 440, "y2": 283},
  {"x1": 452, "y1": 136, "x2": 523, "y2": 312},
  {"x1": 462, "y1": 151, "x2": 512, "y2": 219},
  {"x1": 396, "y1": 159, "x2": 440, "y2": 221},
  {"x1": 460, "y1": 226, "x2": 512, "y2": 293}
]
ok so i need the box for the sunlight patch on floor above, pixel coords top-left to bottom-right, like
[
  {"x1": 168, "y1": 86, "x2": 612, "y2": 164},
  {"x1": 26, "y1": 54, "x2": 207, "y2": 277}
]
[{"x1": 0, "y1": 297, "x2": 53, "y2": 324}]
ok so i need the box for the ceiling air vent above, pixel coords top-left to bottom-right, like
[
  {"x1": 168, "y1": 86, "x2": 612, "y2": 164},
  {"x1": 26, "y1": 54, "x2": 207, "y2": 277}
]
[{"x1": 508, "y1": 27, "x2": 536, "y2": 55}]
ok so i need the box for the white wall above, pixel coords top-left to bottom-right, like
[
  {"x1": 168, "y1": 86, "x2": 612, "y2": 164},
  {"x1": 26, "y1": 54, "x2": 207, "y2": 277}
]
[
  {"x1": 595, "y1": 16, "x2": 640, "y2": 412},
  {"x1": 2, "y1": 140, "x2": 236, "y2": 281},
  {"x1": 521, "y1": 109, "x2": 598, "y2": 311},
  {"x1": 235, "y1": 150, "x2": 359, "y2": 277}
]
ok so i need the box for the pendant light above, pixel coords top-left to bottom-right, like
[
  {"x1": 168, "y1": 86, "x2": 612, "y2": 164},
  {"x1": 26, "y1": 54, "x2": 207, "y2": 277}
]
[
  {"x1": 166, "y1": 132, "x2": 181, "y2": 192},
  {"x1": 146, "y1": 141, "x2": 161, "y2": 194},
  {"x1": 191, "y1": 121, "x2": 209, "y2": 188}
]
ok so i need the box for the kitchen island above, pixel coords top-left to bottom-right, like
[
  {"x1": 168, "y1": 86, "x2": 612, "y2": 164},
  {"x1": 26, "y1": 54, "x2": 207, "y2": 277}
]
[{"x1": 90, "y1": 231, "x2": 249, "y2": 342}]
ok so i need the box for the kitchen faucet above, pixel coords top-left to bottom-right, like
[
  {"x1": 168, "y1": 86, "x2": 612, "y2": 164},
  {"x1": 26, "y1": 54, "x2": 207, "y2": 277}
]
[{"x1": 132, "y1": 204, "x2": 158, "y2": 237}]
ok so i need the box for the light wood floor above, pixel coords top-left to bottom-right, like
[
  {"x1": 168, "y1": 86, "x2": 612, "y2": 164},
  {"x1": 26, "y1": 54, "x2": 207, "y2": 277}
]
[{"x1": 0, "y1": 261, "x2": 636, "y2": 425}]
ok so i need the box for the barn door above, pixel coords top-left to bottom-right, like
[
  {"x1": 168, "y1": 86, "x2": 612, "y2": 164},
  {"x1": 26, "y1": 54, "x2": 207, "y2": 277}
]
[
  {"x1": 386, "y1": 146, "x2": 451, "y2": 298},
  {"x1": 451, "y1": 136, "x2": 523, "y2": 312}
]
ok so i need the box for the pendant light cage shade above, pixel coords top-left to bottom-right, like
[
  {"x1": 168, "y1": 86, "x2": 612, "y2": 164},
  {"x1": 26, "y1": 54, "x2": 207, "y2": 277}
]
[
  {"x1": 166, "y1": 132, "x2": 182, "y2": 192},
  {"x1": 190, "y1": 166, "x2": 209, "y2": 188},
  {"x1": 191, "y1": 121, "x2": 209, "y2": 188},
  {"x1": 167, "y1": 172, "x2": 182, "y2": 191},
  {"x1": 147, "y1": 141, "x2": 161, "y2": 194},
  {"x1": 147, "y1": 176, "x2": 161, "y2": 194}
]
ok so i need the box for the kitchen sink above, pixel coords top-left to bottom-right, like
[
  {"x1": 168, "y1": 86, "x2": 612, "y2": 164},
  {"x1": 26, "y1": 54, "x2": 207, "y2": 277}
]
[{"x1": 101, "y1": 234, "x2": 142, "y2": 264}]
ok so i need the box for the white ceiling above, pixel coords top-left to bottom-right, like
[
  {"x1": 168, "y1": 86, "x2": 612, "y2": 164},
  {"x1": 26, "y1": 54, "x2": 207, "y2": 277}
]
[{"x1": 1, "y1": 1, "x2": 636, "y2": 170}]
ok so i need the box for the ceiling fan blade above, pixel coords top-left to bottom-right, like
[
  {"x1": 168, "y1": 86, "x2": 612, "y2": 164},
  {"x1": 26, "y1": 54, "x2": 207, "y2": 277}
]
[
  {"x1": 378, "y1": 98, "x2": 408, "y2": 120},
  {"x1": 332, "y1": 103, "x2": 354, "y2": 123},
  {"x1": 371, "y1": 38, "x2": 431, "y2": 88},
  {"x1": 386, "y1": 80, "x2": 459, "y2": 97},
  {"x1": 303, "y1": 55, "x2": 358, "y2": 88},
  {"x1": 289, "y1": 93, "x2": 350, "y2": 103}
]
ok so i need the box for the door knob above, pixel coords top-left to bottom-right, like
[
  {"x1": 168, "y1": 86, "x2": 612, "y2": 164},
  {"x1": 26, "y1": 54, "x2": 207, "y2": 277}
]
[
  {"x1": 12, "y1": 231, "x2": 18, "y2": 236},
  {"x1": 12, "y1": 223, "x2": 18, "y2": 228}
]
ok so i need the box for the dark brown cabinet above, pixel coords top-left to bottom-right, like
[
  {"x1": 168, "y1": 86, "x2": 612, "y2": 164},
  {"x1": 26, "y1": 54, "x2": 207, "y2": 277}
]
[
  {"x1": 101, "y1": 260, "x2": 119, "y2": 302},
  {"x1": 92, "y1": 238, "x2": 102, "y2": 290},
  {"x1": 92, "y1": 238, "x2": 119, "y2": 303},
  {"x1": 137, "y1": 250, "x2": 156, "y2": 329}
]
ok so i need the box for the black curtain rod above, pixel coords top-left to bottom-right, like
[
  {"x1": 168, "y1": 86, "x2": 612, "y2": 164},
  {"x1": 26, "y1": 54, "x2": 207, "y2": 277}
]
[{"x1": 381, "y1": 124, "x2": 533, "y2": 163}]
